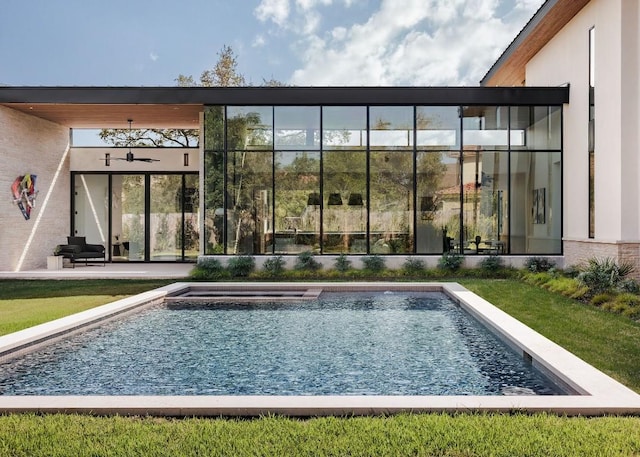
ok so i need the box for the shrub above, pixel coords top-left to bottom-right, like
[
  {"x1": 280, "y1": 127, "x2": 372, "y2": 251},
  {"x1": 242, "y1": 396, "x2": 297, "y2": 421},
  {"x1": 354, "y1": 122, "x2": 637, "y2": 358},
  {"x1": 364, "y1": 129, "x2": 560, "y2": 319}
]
[
  {"x1": 563, "y1": 264, "x2": 581, "y2": 278},
  {"x1": 294, "y1": 251, "x2": 322, "y2": 271},
  {"x1": 525, "y1": 257, "x2": 556, "y2": 273},
  {"x1": 618, "y1": 278, "x2": 640, "y2": 294},
  {"x1": 226, "y1": 255, "x2": 255, "y2": 277},
  {"x1": 362, "y1": 255, "x2": 386, "y2": 273},
  {"x1": 479, "y1": 255, "x2": 503, "y2": 273},
  {"x1": 262, "y1": 255, "x2": 286, "y2": 277},
  {"x1": 191, "y1": 257, "x2": 226, "y2": 279},
  {"x1": 402, "y1": 258, "x2": 425, "y2": 275},
  {"x1": 590, "y1": 293, "x2": 612, "y2": 307},
  {"x1": 577, "y1": 257, "x2": 635, "y2": 295},
  {"x1": 544, "y1": 277, "x2": 588, "y2": 299},
  {"x1": 438, "y1": 252, "x2": 463, "y2": 271},
  {"x1": 334, "y1": 254, "x2": 352, "y2": 273}
]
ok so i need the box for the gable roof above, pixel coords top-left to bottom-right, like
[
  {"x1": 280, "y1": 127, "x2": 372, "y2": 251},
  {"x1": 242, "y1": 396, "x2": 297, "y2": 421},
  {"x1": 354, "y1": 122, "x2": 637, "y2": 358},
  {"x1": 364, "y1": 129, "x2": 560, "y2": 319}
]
[{"x1": 481, "y1": 0, "x2": 590, "y2": 86}]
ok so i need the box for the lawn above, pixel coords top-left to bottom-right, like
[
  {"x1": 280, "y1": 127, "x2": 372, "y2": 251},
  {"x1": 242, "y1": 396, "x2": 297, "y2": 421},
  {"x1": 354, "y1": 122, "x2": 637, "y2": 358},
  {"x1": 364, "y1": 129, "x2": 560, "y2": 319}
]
[{"x1": 0, "y1": 278, "x2": 640, "y2": 456}]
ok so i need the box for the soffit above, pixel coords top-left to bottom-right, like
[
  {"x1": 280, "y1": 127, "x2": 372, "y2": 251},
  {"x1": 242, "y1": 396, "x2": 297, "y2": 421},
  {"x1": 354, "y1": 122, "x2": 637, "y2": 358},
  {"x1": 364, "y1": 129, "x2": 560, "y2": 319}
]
[
  {"x1": 481, "y1": 0, "x2": 590, "y2": 86},
  {"x1": 0, "y1": 103, "x2": 202, "y2": 129}
]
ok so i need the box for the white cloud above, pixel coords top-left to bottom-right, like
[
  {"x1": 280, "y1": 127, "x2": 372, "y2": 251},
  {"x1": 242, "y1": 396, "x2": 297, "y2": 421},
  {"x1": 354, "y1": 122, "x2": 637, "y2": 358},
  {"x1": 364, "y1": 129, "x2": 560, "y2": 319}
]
[
  {"x1": 280, "y1": 0, "x2": 544, "y2": 86},
  {"x1": 254, "y1": 0, "x2": 290, "y2": 27},
  {"x1": 252, "y1": 35, "x2": 266, "y2": 47},
  {"x1": 149, "y1": 52, "x2": 159, "y2": 62}
]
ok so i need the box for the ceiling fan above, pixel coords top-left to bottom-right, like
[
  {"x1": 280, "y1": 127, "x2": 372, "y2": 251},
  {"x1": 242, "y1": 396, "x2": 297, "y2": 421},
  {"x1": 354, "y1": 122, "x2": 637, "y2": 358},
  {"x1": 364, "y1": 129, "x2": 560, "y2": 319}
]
[{"x1": 103, "y1": 119, "x2": 160, "y2": 166}]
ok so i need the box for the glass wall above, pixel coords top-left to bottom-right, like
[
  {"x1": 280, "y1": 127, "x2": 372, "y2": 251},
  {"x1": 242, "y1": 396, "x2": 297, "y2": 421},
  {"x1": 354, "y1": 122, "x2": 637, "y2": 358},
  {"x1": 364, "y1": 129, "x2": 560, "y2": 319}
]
[
  {"x1": 73, "y1": 174, "x2": 109, "y2": 257},
  {"x1": 203, "y1": 103, "x2": 562, "y2": 255},
  {"x1": 73, "y1": 172, "x2": 198, "y2": 262},
  {"x1": 416, "y1": 106, "x2": 460, "y2": 254},
  {"x1": 226, "y1": 106, "x2": 273, "y2": 254},
  {"x1": 113, "y1": 174, "x2": 146, "y2": 260},
  {"x1": 322, "y1": 106, "x2": 367, "y2": 253},
  {"x1": 461, "y1": 106, "x2": 509, "y2": 255}
]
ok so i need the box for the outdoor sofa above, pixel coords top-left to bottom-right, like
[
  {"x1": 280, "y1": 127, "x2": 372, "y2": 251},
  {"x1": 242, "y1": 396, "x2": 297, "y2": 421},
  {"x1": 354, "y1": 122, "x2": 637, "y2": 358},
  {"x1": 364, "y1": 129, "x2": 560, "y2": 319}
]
[{"x1": 55, "y1": 236, "x2": 106, "y2": 267}]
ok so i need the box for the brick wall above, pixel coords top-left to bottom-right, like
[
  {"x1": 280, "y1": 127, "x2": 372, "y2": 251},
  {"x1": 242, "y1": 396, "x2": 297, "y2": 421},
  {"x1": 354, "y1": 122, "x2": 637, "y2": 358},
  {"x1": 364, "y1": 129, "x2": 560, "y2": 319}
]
[
  {"x1": 0, "y1": 106, "x2": 70, "y2": 271},
  {"x1": 564, "y1": 238, "x2": 640, "y2": 278}
]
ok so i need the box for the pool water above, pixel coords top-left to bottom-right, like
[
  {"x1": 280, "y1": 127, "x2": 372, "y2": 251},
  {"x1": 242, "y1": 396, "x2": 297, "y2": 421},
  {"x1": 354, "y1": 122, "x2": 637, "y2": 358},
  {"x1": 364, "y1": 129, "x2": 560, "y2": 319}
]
[{"x1": 0, "y1": 292, "x2": 564, "y2": 396}]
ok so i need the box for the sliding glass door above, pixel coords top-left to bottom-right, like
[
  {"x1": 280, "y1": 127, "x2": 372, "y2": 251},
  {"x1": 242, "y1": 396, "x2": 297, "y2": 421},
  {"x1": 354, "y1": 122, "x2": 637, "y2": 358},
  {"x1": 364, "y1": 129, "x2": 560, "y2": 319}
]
[{"x1": 73, "y1": 172, "x2": 198, "y2": 262}]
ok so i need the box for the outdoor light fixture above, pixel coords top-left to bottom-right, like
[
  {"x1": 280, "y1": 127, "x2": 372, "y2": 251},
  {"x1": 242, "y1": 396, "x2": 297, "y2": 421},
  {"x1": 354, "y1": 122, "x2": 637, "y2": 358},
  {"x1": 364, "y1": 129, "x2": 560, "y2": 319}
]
[
  {"x1": 183, "y1": 153, "x2": 189, "y2": 166},
  {"x1": 328, "y1": 193, "x2": 343, "y2": 205},
  {"x1": 104, "y1": 153, "x2": 110, "y2": 166},
  {"x1": 307, "y1": 192, "x2": 321, "y2": 206},
  {"x1": 348, "y1": 193, "x2": 363, "y2": 206}
]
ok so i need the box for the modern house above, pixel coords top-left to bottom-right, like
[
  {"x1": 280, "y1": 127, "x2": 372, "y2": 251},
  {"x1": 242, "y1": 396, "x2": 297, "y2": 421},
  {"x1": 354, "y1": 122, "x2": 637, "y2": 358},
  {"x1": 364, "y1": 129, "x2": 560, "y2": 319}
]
[{"x1": 0, "y1": 0, "x2": 634, "y2": 272}]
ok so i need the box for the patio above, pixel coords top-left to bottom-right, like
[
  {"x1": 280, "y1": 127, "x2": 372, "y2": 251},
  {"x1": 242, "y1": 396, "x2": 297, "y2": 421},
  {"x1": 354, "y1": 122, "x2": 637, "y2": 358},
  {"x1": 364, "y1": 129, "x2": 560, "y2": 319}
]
[{"x1": 0, "y1": 262, "x2": 193, "y2": 280}]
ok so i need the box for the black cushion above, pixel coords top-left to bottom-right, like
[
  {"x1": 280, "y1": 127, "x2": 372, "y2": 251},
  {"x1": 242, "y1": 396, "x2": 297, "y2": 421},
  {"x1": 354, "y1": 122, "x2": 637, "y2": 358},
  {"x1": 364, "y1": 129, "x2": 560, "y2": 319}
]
[{"x1": 67, "y1": 236, "x2": 87, "y2": 248}]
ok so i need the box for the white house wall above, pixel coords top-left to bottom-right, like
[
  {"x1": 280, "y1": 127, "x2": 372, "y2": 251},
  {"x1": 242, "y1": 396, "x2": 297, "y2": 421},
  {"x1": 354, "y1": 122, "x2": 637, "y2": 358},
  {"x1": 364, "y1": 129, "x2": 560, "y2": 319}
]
[
  {"x1": 0, "y1": 106, "x2": 70, "y2": 271},
  {"x1": 526, "y1": 0, "x2": 640, "y2": 269}
]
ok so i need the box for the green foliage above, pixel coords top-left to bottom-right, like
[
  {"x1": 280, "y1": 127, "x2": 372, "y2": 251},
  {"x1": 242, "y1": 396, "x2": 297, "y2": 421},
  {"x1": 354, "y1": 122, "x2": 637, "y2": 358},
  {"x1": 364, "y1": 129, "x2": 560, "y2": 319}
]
[
  {"x1": 619, "y1": 278, "x2": 640, "y2": 294},
  {"x1": 362, "y1": 255, "x2": 386, "y2": 273},
  {"x1": 438, "y1": 252, "x2": 463, "y2": 271},
  {"x1": 402, "y1": 258, "x2": 425, "y2": 275},
  {"x1": 577, "y1": 257, "x2": 635, "y2": 295},
  {"x1": 479, "y1": 255, "x2": 503, "y2": 272},
  {"x1": 543, "y1": 277, "x2": 588, "y2": 300},
  {"x1": 294, "y1": 251, "x2": 322, "y2": 271},
  {"x1": 334, "y1": 254, "x2": 352, "y2": 273},
  {"x1": 226, "y1": 255, "x2": 255, "y2": 277},
  {"x1": 525, "y1": 257, "x2": 556, "y2": 272},
  {"x1": 191, "y1": 257, "x2": 227, "y2": 280},
  {"x1": 590, "y1": 293, "x2": 612, "y2": 307},
  {"x1": 262, "y1": 256, "x2": 286, "y2": 277}
]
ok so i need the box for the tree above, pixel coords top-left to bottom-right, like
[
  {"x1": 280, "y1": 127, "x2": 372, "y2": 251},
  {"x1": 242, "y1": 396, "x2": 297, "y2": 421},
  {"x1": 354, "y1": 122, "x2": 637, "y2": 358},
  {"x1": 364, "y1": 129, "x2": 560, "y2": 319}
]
[{"x1": 100, "y1": 45, "x2": 247, "y2": 147}]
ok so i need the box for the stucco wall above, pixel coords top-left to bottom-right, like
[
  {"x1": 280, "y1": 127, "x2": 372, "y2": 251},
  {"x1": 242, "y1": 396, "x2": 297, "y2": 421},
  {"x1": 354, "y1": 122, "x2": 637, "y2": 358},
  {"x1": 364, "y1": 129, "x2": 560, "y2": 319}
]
[
  {"x1": 0, "y1": 106, "x2": 70, "y2": 271},
  {"x1": 526, "y1": 0, "x2": 640, "y2": 269}
]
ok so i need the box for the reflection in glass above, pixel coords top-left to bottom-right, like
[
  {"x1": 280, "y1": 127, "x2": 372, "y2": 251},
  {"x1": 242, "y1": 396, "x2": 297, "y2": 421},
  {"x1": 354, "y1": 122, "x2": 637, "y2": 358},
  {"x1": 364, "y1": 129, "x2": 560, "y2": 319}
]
[
  {"x1": 204, "y1": 150, "x2": 224, "y2": 254},
  {"x1": 416, "y1": 151, "x2": 459, "y2": 253},
  {"x1": 460, "y1": 151, "x2": 509, "y2": 254},
  {"x1": 113, "y1": 175, "x2": 146, "y2": 260},
  {"x1": 370, "y1": 150, "x2": 413, "y2": 253},
  {"x1": 323, "y1": 106, "x2": 367, "y2": 149},
  {"x1": 370, "y1": 106, "x2": 414, "y2": 148},
  {"x1": 416, "y1": 106, "x2": 460, "y2": 149},
  {"x1": 274, "y1": 151, "x2": 320, "y2": 253},
  {"x1": 511, "y1": 151, "x2": 561, "y2": 254},
  {"x1": 462, "y1": 106, "x2": 510, "y2": 149},
  {"x1": 275, "y1": 106, "x2": 320, "y2": 149},
  {"x1": 74, "y1": 174, "x2": 109, "y2": 257},
  {"x1": 323, "y1": 149, "x2": 367, "y2": 253},
  {"x1": 182, "y1": 174, "x2": 200, "y2": 260},
  {"x1": 227, "y1": 106, "x2": 273, "y2": 149},
  {"x1": 510, "y1": 106, "x2": 561, "y2": 150},
  {"x1": 150, "y1": 175, "x2": 182, "y2": 261},
  {"x1": 204, "y1": 106, "x2": 224, "y2": 151},
  {"x1": 227, "y1": 151, "x2": 273, "y2": 254}
]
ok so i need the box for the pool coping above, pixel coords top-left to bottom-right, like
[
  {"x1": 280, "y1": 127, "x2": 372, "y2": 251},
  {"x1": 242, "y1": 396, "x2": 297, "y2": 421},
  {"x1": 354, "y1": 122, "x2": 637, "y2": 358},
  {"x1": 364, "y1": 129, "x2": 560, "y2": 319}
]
[{"x1": 1, "y1": 281, "x2": 639, "y2": 416}]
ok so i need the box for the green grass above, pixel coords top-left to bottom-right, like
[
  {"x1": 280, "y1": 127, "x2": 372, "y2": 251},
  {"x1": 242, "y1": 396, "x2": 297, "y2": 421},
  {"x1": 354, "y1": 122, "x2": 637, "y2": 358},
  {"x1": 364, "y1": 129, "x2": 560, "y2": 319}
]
[
  {"x1": 0, "y1": 280, "x2": 172, "y2": 335},
  {"x1": 0, "y1": 413, "x2": 639, "y2": 456},
  {"x1": 2, "y1": 278, "x2": 640, "y2": 456}
]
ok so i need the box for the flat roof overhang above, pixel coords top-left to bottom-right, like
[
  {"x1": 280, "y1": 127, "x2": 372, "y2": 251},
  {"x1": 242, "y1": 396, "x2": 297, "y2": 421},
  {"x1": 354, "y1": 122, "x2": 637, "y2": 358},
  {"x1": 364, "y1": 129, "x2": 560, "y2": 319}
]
[{"x1": 0, "y1": 86, "x2": 569, "y2": 129}]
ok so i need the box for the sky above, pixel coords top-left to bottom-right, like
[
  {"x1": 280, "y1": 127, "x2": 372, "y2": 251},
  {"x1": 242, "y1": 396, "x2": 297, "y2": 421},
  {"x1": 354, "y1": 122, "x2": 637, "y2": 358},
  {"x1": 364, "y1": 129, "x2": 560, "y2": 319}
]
[{"x1": 0, "y1": 0, "x2": 545, "y2": 87}]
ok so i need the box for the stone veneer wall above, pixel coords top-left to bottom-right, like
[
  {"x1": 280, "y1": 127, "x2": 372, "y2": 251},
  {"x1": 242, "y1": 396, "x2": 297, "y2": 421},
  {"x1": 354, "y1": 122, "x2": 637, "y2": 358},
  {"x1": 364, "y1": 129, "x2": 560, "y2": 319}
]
[
  {"x1": 564, "y1": 239, "x2": 640, "y2": 278},
  {"x1": 0, "y1": 106, "x2": 70, "y2": 271}
]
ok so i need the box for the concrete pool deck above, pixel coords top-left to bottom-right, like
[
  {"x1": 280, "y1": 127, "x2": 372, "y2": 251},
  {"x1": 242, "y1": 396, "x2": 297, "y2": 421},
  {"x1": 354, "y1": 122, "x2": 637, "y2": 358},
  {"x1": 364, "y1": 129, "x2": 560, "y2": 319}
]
[{"x1": 0, "y1": 282, "x2": 639, "y2": 416}]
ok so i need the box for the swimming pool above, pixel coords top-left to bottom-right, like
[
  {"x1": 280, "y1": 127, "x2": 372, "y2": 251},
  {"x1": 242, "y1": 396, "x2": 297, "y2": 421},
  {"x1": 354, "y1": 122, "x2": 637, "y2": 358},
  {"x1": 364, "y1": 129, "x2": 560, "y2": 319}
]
[
  {"x1": 0, "y1": 291, "x2": 562, "y2": 396},
  {"x1": 0, "y1": 282, "x2": 638, "y2": 416}
]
